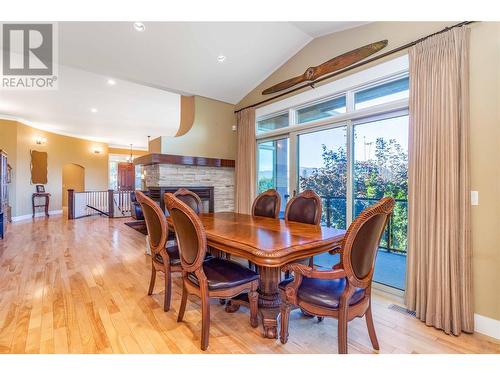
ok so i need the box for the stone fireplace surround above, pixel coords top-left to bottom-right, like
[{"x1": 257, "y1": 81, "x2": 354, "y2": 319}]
[{"x1": 134, "y1": 153, "x2": 235, "y2": 212}]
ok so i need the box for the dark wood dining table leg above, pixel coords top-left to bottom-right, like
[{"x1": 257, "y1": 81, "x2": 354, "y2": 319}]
[
  {"x1": 256, "y1": 266, "x2": 282, "y2": 339},
  {"x1": 224, "y1": 264, "x2": 282, "y2": 339}
]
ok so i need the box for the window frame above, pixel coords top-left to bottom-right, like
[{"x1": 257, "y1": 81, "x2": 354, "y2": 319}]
[
  {"x1": 256, "y1": 109, "x2": 291, "y2": 135},
  {"x1": 254, "y1": 61, "x2": 409, "y2": 295},
  {"x1": 353, "y1": 75, "x2": 410, "y2": 111},
  {"x1": 255, "y1": 71, "x2": 409, "y2": 140},
  {"x1": 294, "y1": 92, "x2": 348, "y2": 125}
]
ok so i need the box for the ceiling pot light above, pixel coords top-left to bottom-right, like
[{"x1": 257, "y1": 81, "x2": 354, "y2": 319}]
[
  {"x1": 133, "y1": 22, "x2": 146, "y2": 32},
  {"x1": 217, "y1": 55, "x2": 226, "y2": 63},
  {"x1": 107, "y1": 79, "x2": 116, "y2": 86},
  {"x1": 90, "y1": 108, "x2": 98, "y2": 113}
]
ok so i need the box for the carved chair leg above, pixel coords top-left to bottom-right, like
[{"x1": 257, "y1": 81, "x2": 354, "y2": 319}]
[
  {"x1": 338, "y1": 310, "x2": 349, "y2": 354},
  {"x1": 177, "y1": 283, "x2": 188, "y2": 322},
  {"x1": 148, "y1": 264, "x2": 156, "y2": 296},
  {"x1": 280, "y1": 302, "x2": 291, "y2": 344},
  {"x1": 365, "y1": 303, "x2": 379, "y2": 350},
  {"x1": 200, "y1": 290, "x2": 211, "y2": 351},
  {"x1": 248, "y1": 287, "x2": 259, "y2": 328},
  {"x1": 163, "y1": 267, "x2": 171, "y2": 312}
]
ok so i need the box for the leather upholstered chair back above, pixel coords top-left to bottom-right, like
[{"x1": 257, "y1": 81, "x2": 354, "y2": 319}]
[
  {"x1": 284, "y1": 189, "x2": 322, "y2": 225},
  {"x1": 251, "y1": 189, "x2": 281, "y2": 219},
  {"x1": 135, "y1": 191, "x2": 167, "y2": 255},
  {"x1": 164, "y1": 193, "x2": 207, "y2": 272},
  {"x1": 173, "y1": 188, "x2": 203, "y2": 214},
  {"x1": 342, "y1": 197, "x2": 395, "y2": 286}
]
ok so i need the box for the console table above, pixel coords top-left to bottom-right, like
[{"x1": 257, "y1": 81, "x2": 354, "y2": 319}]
[{"x1": 32, "y1": 193, "x2": 51, "y2": 218}]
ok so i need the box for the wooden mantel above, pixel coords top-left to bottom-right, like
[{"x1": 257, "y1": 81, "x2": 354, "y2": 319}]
[{"x1": 133, "y1": 153, "x2": 235, "y2": 168}]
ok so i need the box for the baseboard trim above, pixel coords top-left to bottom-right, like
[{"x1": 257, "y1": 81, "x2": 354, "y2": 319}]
[
  {"x1": 12, "y1": 210, "x2": 63, "y2": 222},
  {"x1": 474, "y1": 314, "x2": 500, "y2": 340}
]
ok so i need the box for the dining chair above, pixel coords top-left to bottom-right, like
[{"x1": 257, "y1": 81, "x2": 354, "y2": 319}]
[
  {"x1": 135, "y1": 191, "x2": 182, "y2": 312},
  {"x1": 172, "y1": 187, "x2": 227, "y2": 262},
  {"x1": 164, "y1": 193, "x2": 260, "y2": 351},
  {"x1": 252, "y1": 189, "x2": 281, "y2": 219},
  {"x1": 279, "y1": 197, "x2": 395, "y2": 354},
  {"x1": 173, "y1": 188, "x2": 203, "y2": 213},
  {"x1": 247, "y1": 189, "x2": 281, "y2": 271},
  {"x1": 284, "y1": 189, "x2": 322, "y2": 273},
  {"x1": 284, "y1": 189, "x2": 322, "y2": 225}
]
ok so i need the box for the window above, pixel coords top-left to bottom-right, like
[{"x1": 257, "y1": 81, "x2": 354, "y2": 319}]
[
  {"x1": 256, "y1": 112, "x2": 289, "y2": 134},
  {"x1": 255, "y1": 66, "x2": 410, "y2": 292},
  {"x1": 257, "y1": 138, "x2": 289, "y2": 214},
  {"x1": 296, "y1": 96, "x2": 346, "y2": 124},
  {"x1": 353, "y1": 114, "x2": 409, "y2": 289},
  {"x1": 354, "y1": 77, "x2": 409, "y2": 110},
  {"x1": 298, "y1": 126, "x2": 347, "y2": 229}
]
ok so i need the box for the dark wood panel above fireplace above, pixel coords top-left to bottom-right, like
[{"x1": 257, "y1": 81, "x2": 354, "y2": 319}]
[{"x1": 133, "y1": 153, "x2": 235, "y2": 168}]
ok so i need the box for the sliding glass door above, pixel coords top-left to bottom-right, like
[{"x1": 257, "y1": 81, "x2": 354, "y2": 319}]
[
  {"x1": 257, "y1": 137, "x2": 289, "y2": 215},
  {"x1": 353, "y1": 113, "x2": 409, "y2": 289},
  {"x1": 297, "y1": 125, "x2": 348, "y2": 229},
  {"x1": 255, "y1": 74, "x2": 410, "y2": 291}
]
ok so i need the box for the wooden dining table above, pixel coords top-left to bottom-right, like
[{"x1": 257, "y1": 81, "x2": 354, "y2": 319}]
[{"x1": 169, "y1": 211, "x2": 345, "y2": 339}]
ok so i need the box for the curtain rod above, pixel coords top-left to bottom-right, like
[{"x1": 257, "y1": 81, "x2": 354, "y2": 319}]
[{"x1": 235, "y1": 21, "x2": 476, "y2": 114}]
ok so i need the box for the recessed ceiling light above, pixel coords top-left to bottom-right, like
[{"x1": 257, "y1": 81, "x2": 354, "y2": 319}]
[
  {"x1": 107, "y1": 78, "x2": 116, "y2": 86},
  {"x1": 217, "y1": 55, "x2": 226, "y2": 63},
  {"x1": 133, "y1": 22, "x2": 146, "y2": 32},
  {"x1": 90, "y1": 108, "x2": 98, "y2": 113}
]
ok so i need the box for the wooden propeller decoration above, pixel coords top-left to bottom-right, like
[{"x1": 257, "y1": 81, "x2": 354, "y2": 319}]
[{"x1": 262, "y1": 40, "x2": 388, "y2": 95}]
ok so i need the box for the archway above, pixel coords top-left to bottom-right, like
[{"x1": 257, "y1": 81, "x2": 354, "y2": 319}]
[{"x1": 62, "y1": 163, "x2": 85, "y2": 207}]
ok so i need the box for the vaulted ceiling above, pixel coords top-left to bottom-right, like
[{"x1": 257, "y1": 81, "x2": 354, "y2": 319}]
[{"x1": 0, "y1": 22, "x2": 367, "y2": 148}]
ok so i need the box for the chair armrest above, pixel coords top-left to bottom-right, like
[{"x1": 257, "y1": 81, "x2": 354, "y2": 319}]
[
  {"x1": 329, "y1": 244, "x2": 342, "y2": 255},
  {"x1": 280, "y1": 263, "x2": 347, "y2": 305},
  {"x1": 282, "y1": 263, "x2": 346, "y2": 280}
]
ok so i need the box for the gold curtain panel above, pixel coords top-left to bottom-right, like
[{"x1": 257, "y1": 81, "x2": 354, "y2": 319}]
[{"x1": 31, "y1": 150, "x2": 48, "y2": 184}]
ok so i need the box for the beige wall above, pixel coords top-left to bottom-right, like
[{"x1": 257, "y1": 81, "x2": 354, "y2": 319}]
[
  {"x1": 108, "y1": 147, "x2": 148, "y2": 157},
  {"x1": 62, "y1": 163, "x2": 85, "y2": 206},
  {"x1": 237, "y1": 22, "x2": 500, "y2": 321},
  {"x1": 468, "y1": 22, "x2": 500, "y2": 322},
  {"x1": 160, "y1": 96, "x2": 237, "y2": 159},
  {"x1": 148, "y1": 137, "x2": 162, "y2": 153},
  {"x1": 0, "y1": 120, "x2": 18, "y2": 216},
  {"x1": 0, "y1": 119, "x2": 109, "y2": 217},
  {"x1": 237, "y1": 22, "x2": 458, "y2": 109}
]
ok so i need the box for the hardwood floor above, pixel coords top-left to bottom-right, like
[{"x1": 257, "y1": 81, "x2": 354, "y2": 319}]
[{"x1": 0, "y1": 215, "x2": 498, "y2": 354}]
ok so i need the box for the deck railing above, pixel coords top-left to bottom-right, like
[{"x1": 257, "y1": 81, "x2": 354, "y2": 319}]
[
  {"x1": 68, "y1": 189, "x2": 133, "y2": 219},
  {"x1": 320, "y1": 195, "x2": 408, "y2": 254}
]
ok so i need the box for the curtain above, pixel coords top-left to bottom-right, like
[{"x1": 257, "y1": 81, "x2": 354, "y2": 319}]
[
  {"x1": 405, "y1": 27, "x2": 474, "y2": 335},
  {"x1": 235, "y1": 108, "x2": 256, "y2": 214}
]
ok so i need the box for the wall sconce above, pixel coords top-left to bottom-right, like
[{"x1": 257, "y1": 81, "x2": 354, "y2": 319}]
[
  {"x1": 93, "y1": 146, "x2": 103, "y2": 154},
  {"x1": 35, "y1": 136, "x2": 47, "y2": 145}
]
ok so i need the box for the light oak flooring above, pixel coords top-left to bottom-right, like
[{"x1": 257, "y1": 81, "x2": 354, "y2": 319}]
[{"x1": 0, "y1": 214, "x2": 498, "y2": 354}]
